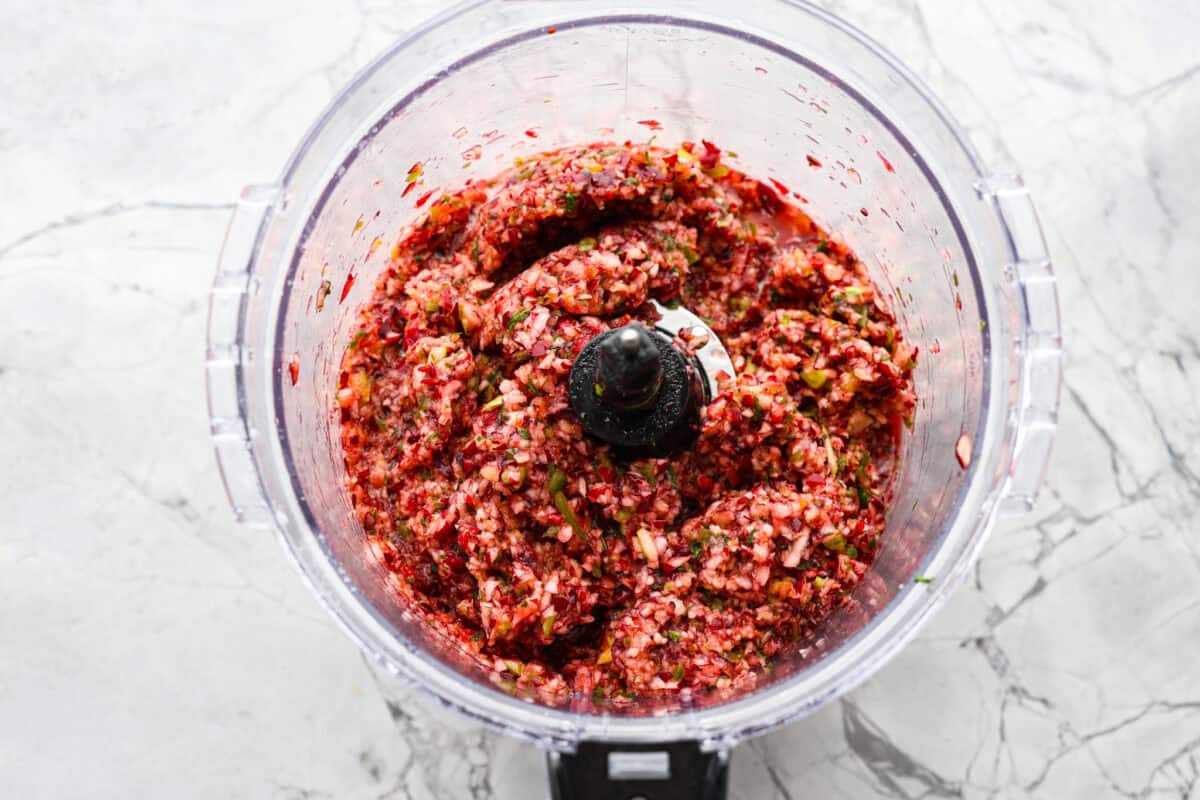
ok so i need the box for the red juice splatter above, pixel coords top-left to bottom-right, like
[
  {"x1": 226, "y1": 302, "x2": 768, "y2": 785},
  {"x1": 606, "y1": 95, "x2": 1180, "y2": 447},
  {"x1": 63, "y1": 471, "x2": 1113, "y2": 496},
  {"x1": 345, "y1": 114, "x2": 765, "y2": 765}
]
[{"x1": 955, "y1": 433, "x2": 973, "y2": 469}]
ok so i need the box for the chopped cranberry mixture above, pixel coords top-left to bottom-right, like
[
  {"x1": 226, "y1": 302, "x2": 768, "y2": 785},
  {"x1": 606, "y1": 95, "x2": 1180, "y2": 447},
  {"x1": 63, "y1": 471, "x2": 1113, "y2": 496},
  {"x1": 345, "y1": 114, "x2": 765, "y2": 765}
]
[{"x1": 338, "y1": 141, "x2": 916, "y2": 704}]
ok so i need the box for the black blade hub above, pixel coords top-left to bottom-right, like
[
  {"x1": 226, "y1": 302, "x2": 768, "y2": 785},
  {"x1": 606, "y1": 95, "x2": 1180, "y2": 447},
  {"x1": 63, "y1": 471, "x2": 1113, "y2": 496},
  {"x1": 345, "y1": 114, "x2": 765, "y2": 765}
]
[{"x1": 567, "y1": 322, "x2": 707, "y2": 458}]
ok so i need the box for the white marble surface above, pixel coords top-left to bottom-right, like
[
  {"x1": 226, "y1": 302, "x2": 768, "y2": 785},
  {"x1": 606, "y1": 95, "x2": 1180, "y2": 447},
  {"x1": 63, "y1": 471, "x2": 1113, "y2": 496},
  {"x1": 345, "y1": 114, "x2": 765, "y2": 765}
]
[{"x1": 2, "y1": 1, "x2": 1199, "y2": 798}]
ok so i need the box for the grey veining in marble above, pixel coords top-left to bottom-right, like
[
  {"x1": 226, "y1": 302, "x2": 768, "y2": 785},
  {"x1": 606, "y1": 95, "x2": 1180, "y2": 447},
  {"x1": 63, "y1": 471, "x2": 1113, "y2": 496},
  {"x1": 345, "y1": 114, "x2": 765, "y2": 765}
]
[{"x1": 2, "y1": 1, "x2": 1198, "y2": 798}]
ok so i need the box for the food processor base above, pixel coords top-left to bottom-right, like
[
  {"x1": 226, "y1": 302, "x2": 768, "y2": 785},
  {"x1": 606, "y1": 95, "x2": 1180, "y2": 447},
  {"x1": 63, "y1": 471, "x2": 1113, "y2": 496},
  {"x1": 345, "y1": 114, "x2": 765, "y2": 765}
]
[{"x1": 548, "y1": 741, "x2": 729, "y2": 800}]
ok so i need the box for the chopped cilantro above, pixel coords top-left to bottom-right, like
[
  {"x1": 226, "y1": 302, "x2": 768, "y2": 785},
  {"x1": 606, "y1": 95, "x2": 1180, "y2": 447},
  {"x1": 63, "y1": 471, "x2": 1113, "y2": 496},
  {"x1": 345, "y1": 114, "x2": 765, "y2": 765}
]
[
  {"x1": 506, "y1": 308, "x2": 530, "y2": 330},
  {"x1": 636, "y1": 463, "x2": 657, "y2": 488},
  {"x1": 822, "y1": 533, "x2": 847, "y2": 552},
  {"x1": 547, "y1": 465, "x2": 568, "y2": 495}
]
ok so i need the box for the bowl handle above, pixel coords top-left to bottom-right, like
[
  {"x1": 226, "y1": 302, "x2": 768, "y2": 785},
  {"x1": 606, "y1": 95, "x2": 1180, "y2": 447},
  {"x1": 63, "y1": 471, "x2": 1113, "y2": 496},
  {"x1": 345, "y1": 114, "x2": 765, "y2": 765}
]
[
  {"x1": 206, "y1": 185, "x2": 281, "y2": 527},
  {"x1": 547, "y1": 741, "x2": 730, "y2": 800},
  {"x1": 977, "y1": 174, "x2": 1063, "y2": 516}
]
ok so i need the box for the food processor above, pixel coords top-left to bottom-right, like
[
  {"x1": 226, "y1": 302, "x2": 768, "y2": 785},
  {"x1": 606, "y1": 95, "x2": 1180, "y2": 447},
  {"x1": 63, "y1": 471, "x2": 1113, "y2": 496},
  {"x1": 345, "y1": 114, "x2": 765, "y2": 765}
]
[{"x1": 205, "y1": 1, "x2": 1062, "y2": 797}]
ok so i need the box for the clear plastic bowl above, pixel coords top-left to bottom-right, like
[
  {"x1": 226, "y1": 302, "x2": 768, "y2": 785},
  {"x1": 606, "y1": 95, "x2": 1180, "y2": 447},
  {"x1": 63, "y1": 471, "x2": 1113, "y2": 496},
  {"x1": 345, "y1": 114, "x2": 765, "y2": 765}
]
[{"x1": 207, "y1": 0, "x2": 1061, "y2": 754}]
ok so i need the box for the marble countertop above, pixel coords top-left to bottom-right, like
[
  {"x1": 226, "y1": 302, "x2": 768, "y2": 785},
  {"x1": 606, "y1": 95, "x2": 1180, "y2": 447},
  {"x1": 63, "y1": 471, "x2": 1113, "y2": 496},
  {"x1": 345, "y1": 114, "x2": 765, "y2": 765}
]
[{"x1": 3, "y1": 1, "x2": 1198, "y2": 797}]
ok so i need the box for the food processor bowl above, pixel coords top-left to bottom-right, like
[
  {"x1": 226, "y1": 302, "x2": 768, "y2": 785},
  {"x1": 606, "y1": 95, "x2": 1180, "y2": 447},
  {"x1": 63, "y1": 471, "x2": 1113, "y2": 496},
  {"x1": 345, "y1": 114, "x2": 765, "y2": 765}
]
[{"x1": 206, "y1": 1, "x2": 1062, "y2": 796}]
